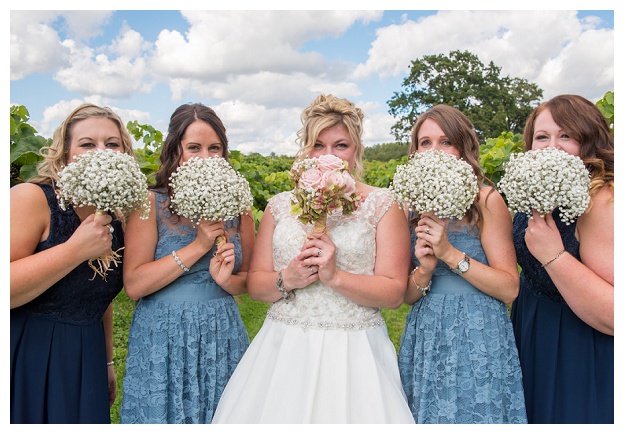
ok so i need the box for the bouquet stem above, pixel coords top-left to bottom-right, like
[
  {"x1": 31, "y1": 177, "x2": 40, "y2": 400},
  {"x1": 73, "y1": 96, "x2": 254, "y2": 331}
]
[
  {"x1": 89, "y1": 209, "x2": 123, "y2": 281},
  {"x1": 311, "y1": 215, "x2": 328, "y2": 236}
]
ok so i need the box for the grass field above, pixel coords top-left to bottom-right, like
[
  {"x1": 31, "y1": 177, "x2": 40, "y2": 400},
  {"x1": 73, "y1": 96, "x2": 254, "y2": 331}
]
[{"x1": 109, "y1": 290, "x2": 411, "y2": 423}]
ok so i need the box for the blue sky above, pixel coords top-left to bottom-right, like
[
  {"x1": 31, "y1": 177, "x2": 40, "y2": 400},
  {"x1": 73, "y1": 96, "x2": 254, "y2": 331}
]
[{"x1": 9, "y1": 4, "x2": 616, "y2": 156}]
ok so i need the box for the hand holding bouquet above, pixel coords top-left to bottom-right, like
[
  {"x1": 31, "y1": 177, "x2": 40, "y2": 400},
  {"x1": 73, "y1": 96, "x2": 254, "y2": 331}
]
[
  {"x1": 169, "y1": 156, "x2": 253, "y2": 248},
  {"x1": 57, "y1": 149, "x2": 150, "y2": 279},
  {"x1": 497, "y1": 147, "x2": 591, "y2": 224},
  {"x1": 289, "y1": 154, "x2": 362, "y2": 234},
  {"x1": 390, "y1": 150, "x2": 479, "y2": 220}
]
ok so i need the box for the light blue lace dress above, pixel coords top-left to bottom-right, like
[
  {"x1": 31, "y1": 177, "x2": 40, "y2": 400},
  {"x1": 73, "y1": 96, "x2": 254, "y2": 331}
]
[
  {"x1": 120, "y1": 190, "x2": 250, "y2": 424},
  {"x1": 398, "y1": 218, "x2": 527, "y2": 423}
]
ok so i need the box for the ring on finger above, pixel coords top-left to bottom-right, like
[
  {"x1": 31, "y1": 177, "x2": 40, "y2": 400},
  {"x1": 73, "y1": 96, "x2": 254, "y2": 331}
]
[
  {"x1": 317, "y1": 249, "x2": 322, "y2": 257},
  {"x1": 425, "y1": 226, "x2": 430, "y2": 234},
  {"x1": 109, "y1": 225, "x2": 114, "y2": 233}
]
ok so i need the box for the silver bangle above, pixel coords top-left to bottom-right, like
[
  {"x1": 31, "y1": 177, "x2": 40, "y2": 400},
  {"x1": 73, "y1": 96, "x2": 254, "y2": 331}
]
[
  {"x1": 106, "y1": 360, "x2": 115, "y2": 366},
  {"x1": 542, "y1": 249, "x2": 566, "y2": 268},
  {"x1": 276, "y1": 270, "x2": 294, "y2": 302},
  {"x1": 410, "y1": 267, "x2": 432, "y2": 296},
  {"x1": 172, "y1": 250, "x2": 190, "y2": 272}
]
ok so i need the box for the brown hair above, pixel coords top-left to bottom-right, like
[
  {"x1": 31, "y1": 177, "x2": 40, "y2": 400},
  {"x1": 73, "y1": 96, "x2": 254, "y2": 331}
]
[
  {"x1": 409, "y1": 104, "x2": 491, "y2": 226},
  {"x1": 154, "y1": 103, "x2": 229, "y2": 200},
  {"x1": 295, "y1": 94, "x2": 365, "y2": 180},
  {"x1": 30, "y1": 103, "x2": 134, "y2": 189},
  {"x1": 523, "y1": 94, "x2": 614, "y2": 199}
]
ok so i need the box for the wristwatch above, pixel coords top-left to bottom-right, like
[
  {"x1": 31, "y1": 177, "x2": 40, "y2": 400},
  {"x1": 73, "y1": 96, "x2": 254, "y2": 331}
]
[
  {"x1": 452, "y1": 252, "x2": 470, "y2": 275},
  {"x1": 276, "y1": 271, "x2": 294, "y2": 302}
]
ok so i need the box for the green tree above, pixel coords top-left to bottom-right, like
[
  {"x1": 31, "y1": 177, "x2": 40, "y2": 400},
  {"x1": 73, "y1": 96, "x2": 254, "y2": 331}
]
[
  {"x1": 363, "y1": 142, "x2": 409, "y2": 161},
  {"x1": 10, "y1": 105, "x2": 51, "y2": 186},
  {"x1": 388, "y1": 50, "x2": 543, "y2": 142},
  {"x1": 596, "y1": 90, "x2": 614, "y2": 133}
]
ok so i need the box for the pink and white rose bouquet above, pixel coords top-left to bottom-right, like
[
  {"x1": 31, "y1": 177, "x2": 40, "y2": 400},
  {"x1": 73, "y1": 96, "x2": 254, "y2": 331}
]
[{"x1": 289, "y1": 154, "x2": 362, "y2": 233}]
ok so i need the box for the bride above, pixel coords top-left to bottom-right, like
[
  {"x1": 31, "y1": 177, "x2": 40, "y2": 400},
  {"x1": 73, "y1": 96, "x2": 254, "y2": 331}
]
[{"x1": 212, "y1": 94, "x2": 415, "y2": 423}]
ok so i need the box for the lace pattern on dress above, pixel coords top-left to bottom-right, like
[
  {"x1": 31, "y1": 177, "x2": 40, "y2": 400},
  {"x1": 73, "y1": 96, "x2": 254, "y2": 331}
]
[
  {"x1": 265, "y1": 188, "x2": 394, "y2": 331},
  {"x1": 513, "y1": 209, "x2": 580, "y2": 303}
]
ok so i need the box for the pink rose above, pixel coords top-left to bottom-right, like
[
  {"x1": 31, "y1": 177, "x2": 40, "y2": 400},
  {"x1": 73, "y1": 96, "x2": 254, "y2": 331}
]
[
  {"x1": 341, "y1": 172, "x2": 356, "y2": 195},
  {"x1": 321, "y1": 170, "x2": 346, "y2": 189},
  {"x1": 299, "y1": 168, "x2": 323, "y2": 189},
  {"x1": 317, "y1": 154, "x2": 345, "y2": 172}
]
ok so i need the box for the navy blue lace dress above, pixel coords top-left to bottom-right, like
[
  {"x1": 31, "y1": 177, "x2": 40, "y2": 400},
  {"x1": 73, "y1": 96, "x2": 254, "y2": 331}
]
[
  {"x1": 120, "y1": 190, "x2": 249, "y2": 424},
  {"x1": 398, "y1": 215, "x2": 527, "y2": 424},
  {"x1": 10, "y1": 183, "x2": 124, "y2": 423},
  {"x1": 511, "y1": 211, "x2": 614, "y2": 423}
]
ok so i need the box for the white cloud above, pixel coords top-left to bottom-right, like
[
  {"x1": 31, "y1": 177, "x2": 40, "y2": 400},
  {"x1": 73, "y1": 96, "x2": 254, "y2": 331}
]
[
  {"x1": 55, "y1": 11, "x2": 113, "y2": 41},
  {"x1": 53, "y1": 30, "x2": 153, "y2": 98},
  {"x1": 353, "y1": 10, "x2": 613, "y2": 102},
  {"x1": 10, "y1": 11, "x2": 70, "y2": 79},
  {"x1": 150, "y1": 11, "x2": 380, "y2": 93},
  {"x1": 37, "y1": 98, "x2": 152, "y2": 141}
]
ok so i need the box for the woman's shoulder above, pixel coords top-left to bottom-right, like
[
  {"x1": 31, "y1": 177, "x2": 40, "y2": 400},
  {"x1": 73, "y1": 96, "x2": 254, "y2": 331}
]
[
  {"x1": 476, "y1": 185, "x2": 506, "y2": 211},
  {"x1": 578, "y1": 186, "x2": 614, "y2": 228},
  {"x1": 11, "y1": 182, "x2": 49, "y2": 206}
]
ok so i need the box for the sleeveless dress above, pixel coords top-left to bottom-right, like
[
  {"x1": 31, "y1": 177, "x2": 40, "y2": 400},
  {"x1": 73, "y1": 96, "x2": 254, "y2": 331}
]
[
  {"x1": 120, "y1": 190, "x2": 250, "y2": 424},
  {"x1": 398, "y1": 216, "x2": 527, "y2": 423},
  {"x1": 10, "y1": 183, "x2": 124, "y2": 423},
  {"x1": 510, "y1": 211, "x2": 614, "y2": 423},
  {"x1": 213, "y1": 189, "x2": 414, "y2": 423}
]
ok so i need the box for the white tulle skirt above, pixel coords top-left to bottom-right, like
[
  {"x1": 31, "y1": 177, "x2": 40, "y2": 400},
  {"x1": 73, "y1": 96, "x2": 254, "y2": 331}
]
[{"x1": 212, "y1": 317, "x2": 415, "y2": 424}]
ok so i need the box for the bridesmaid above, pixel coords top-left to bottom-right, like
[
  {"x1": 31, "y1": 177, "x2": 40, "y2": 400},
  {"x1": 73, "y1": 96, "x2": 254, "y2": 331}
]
[
  {"x1": 511, "y1": 94, "x2": 614, "y2": 423},
  {"x1": 120, "y1": 103, "x2": 253, "y2": 423},
  {"x1": 11, "y1": 103, "x2": 134, "y2": 423},
  {"x1": 398, "y1": 104, "x2": 527, "y2": 423}
]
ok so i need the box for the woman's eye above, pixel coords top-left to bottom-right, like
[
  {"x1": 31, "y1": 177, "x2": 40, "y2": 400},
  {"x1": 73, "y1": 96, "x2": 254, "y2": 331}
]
[
  {"x1": 534, "y1": 134, "x2": 548, "y2": 140},
  {"x1": 313, "y1": 143, "x2": 323, "y2": 149},
  {"x1": 106, "y1": 142, "x2": 121, "y2": 148},
  {"x1": 80, "y1": 142, "x2": 95, "y2": 148}
]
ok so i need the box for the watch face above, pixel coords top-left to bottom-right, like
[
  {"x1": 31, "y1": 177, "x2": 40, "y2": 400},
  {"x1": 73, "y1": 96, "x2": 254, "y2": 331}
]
[{"x1": 458, "y1": 259, "x2": 469, "y2": 273}]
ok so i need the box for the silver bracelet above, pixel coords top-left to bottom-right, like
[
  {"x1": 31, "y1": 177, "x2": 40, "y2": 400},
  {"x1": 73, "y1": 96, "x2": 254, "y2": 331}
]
[
  {"x1": 542, "y1": 249, "x2": 566, "y2": 268},
  {"x1": 410, "y1": 267, "x2": 432, "y2": 296},
  {"x1": 172, "y1": 250, "x2": 190, "y2": 272},
  {"x1": 276, "y1": 270, "x2": 294, "y2": 302},
  {"x1": 106, "y1": 360, "x2": 115, "y2": 366}
]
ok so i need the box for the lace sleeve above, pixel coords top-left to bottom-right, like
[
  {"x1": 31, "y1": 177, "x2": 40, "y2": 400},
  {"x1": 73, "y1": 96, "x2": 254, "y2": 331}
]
[
  {"x1": 267, "y1": 191, "x2": 294, "y2": 225},
  {"x1": 368, "y1": 188, "x2": 394, "y2": 227}
]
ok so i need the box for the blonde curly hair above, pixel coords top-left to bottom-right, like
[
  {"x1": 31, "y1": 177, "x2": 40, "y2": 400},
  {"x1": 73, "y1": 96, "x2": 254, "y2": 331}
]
[
  {"x1": 295, "y1": 94, "x2": 365, "y2": 180},
  {"x1": 30, "y1": 103, "x2": 134, "y2": 191}
]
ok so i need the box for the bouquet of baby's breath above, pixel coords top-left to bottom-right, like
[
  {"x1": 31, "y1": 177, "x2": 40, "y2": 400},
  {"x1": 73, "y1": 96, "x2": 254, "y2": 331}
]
[
  {"x1": 169, "y1": 157, "x2": 253, "y2": 248},
  {"x1": 57, "y1": 149, "x2": 150, "y2": 279},
  {"x1": 289, "y1": 154, "x2": 362, "y2": 234},
  {"x1": 390, "y1": 149, "x2": 479, "y2": 220},
  {"x1": 498, "y1": 147, "x2": 590, "y2": 224}
]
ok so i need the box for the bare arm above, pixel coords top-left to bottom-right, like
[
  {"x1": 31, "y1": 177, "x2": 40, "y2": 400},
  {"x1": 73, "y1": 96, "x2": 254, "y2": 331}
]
[
  {"x1": 414, "y1": 188, "x2": 520, "y2": 304},
  {"x1": 10, "y1": 183, "x2": 113, "y2": 308},
  {"x1": 525, "y1": 187, "x2": 614, "y2": 335},
  {"x1": 122, "y1": 192, "x2": 227, "y2": 300},
  {"x1": 210, "y1": 212, "x2": 255, "y2": 296},
  {"x1": 300, "y1": 200, "x2": 411, "y2": 309}
]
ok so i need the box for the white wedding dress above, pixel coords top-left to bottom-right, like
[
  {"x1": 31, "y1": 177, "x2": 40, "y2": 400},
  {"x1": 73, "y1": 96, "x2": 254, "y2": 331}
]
[{"x1": 212, "y1": 189, "x2": 414, "y2": 423}]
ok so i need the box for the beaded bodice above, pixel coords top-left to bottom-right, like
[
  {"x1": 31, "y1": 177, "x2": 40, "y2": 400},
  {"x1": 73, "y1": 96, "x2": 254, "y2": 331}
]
[
  {"x1": 266, "y1": 189, "x2": 393, "y2": 330},
  {"x1": 513, "y1": 210, "x2": 580, "y2": 303},
  {"x1": 13, "y1": 183, "x2": 124, "y2": 324}
]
